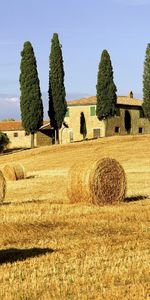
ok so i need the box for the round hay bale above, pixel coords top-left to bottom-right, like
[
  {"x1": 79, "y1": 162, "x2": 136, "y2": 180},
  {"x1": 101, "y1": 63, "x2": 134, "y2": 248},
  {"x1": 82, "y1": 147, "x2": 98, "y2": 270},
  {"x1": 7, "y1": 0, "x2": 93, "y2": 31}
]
[
  {"x1": 0, "y1": 170, "x2": 6, "y2": 202},
  {"x1": 13, "y1": 164, "x2": 26, "y2": 180},
  {"x1": 2, "y1": 164, "x2": 16, "y2": 181},
  {"x1": 67, "y1": 158, "x2": 126, "y2": 205}
]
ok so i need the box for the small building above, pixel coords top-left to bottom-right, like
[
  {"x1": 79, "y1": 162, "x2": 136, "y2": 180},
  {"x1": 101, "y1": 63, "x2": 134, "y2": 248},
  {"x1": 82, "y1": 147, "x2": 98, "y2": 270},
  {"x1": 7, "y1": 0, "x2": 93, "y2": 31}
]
[
  {"x1": 0, "y1": 121, "x2": 53, "y2": 149},
  {"x1": 61, "y1": 92, "x2": 150, "y2": 143}
]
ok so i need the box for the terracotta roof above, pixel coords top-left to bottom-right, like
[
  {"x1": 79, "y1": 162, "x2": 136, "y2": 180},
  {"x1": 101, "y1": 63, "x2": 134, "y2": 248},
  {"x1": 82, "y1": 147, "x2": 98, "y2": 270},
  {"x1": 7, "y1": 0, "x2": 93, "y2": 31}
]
[
  {"x1": 0, "y1": 120, "x2": 49, "y2": 131},
  {"x1": 117, "y1": 96, "x2": 143, "y2": 106},
  {"x1": 67, "y1": 96, "x2": 96, "y2": 106},
  {"x1": 67, "y1": 96, "x2": 143, "y2": 107},
  {"x1": 0, "y1": 121, "x2": 23, "y2": 131}
]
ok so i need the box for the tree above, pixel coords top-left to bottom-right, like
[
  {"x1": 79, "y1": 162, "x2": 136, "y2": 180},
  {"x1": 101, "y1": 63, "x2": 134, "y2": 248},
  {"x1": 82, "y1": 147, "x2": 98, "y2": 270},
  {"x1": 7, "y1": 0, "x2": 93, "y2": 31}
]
[
  {"x1": 2, "y1": 118, "x2": 15, "y2": 122},
  {"x1": 96, "y1": 49, "x2": 117, "y2": 120},
  {"x1": 0, "y1": 132, "x2": 9, "y2": 152},
  {"x1": 19, "y1": 41, "x2": 43, "y2": 148},
  {"x1": 48, "y1": 33, "x2": 67, "y2": 144},
  {"x1": 143, "y1": 43, "x2": 150, "y2": 119},
  {"x1": 80, "y1": 112, "x2": 87, "y2": 140}
]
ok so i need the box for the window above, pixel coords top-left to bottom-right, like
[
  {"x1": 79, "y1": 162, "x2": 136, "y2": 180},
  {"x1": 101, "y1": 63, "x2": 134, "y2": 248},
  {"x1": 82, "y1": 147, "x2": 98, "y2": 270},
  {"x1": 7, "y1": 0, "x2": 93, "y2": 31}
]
[
  {"x1": 65, "y1": 109, "x2": 69, "y2": 117},
  {"x1": 14, "y1": 132, "x2": 18, "y2": 137},
  {"x1": 93, "y1": 128, "x2": 100, "y2": 138},
  {"x1": 139, "y1": 127, "x2": 143, "y2": 134},
  {"x1": 90, "y1": 106, "x2": 96, "y2": 116},
  {"x1": 115, "y1": 127, "x2": 120, "y2": 133},
  {"x1": 139, "y1": 109, "x2": 144, "y2": 118}
]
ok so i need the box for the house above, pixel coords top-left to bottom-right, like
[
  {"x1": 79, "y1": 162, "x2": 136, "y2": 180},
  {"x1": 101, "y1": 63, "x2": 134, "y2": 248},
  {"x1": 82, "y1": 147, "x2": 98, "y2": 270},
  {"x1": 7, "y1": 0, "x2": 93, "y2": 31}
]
[
  {"x1": 0, "y1": 121, "x2": 53, "y2": 149},
  {"x1": 61, "y1": 91, "x2": 150, "y2": 143},
  {"x1": 1, "y1": 91, "x2": 149, "y2": 148}
]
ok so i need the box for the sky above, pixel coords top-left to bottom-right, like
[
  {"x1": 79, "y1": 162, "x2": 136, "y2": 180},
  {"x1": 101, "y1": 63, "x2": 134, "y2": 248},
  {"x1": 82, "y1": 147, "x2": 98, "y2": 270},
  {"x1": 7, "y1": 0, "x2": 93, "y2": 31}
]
[{"x1": 0, "y1": 0, "x2": 150, "y2": 119}]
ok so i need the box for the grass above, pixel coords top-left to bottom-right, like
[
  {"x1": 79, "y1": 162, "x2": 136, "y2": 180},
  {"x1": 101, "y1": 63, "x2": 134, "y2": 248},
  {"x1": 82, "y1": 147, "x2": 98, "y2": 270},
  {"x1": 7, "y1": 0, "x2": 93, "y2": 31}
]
[{"x1": 0, "y1": 135, "x2": 150, "y2": 299}]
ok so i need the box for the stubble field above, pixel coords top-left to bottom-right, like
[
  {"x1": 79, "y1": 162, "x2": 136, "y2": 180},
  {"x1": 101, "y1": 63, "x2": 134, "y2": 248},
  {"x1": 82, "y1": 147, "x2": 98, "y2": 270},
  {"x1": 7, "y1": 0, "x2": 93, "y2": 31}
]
[{"x1": 0, "y1": 135, "x2": 150, "y2": 299}]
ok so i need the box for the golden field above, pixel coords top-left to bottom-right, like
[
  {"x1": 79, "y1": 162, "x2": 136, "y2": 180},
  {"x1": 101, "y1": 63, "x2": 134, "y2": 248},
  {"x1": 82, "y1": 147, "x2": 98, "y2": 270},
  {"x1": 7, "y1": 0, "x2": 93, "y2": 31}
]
[{"x1": 0, "y1": 135, "x2": 150, "y2": 299}]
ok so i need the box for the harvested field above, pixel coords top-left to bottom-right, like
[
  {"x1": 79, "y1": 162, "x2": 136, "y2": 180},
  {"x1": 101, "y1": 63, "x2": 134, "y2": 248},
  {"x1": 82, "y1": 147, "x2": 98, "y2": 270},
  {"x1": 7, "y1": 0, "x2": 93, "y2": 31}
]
[{"x1": 0, "y1": 135, "x2": 150, "y2": 299}]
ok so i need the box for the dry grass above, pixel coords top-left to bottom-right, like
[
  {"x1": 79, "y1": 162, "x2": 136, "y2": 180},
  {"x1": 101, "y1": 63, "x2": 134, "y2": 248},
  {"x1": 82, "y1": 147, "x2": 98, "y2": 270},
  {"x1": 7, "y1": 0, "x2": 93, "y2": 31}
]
[{"x1": 0, "y1": 135, "x2": 150, "y2": 299}]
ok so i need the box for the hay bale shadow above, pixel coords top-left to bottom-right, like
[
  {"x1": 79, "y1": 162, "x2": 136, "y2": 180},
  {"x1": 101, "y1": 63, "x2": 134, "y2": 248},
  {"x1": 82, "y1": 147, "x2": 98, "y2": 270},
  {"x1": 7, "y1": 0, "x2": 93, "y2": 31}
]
[
  {"x1": 0, "y1": 199, "x2": 49, "y2": 206},
  {"x1": 0, "y1": 201, "x2": 11, "y2": 206},
  {"x1": 0, "y1": 247, "x2": 54, "y2": 264},
  {"x1": 26, "y1": 175, "x2": 36, "y2": 179},
  {"x1": 125, "y1": 195, "x2": 148, "y2": 203}
]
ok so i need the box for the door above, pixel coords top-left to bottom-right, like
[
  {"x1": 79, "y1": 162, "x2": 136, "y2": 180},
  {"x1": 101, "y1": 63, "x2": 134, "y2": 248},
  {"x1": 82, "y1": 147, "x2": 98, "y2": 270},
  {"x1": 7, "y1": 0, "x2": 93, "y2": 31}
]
[
  {"x1": 69, "y1": 130, "x2": 74, "y2": 143},
  {"x1": 93, "y1": 128, "x2": 100, "y2": 139}
]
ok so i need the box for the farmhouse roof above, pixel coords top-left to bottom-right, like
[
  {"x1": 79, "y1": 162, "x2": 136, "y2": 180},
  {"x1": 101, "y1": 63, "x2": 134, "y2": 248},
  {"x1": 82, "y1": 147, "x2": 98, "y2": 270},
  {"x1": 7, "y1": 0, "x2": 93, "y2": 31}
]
[
  {"x1": 0, "y1": 121, "x2": 23, "y2": 131},
  {"x1": 0, "y1": 120, "x2": 49, "y2": 131},
  {"x1": 67, "y1": 95, "x2": 143, "y2": 107}
]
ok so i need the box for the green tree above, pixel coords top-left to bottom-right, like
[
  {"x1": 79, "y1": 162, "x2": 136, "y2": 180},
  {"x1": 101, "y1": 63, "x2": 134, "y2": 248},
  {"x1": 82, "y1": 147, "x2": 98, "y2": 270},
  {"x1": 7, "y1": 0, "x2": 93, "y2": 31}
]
[
  {"x1": 0, "y1": 132, "x2": 9, "y2": 152},
  {"x1": 143, "y1": 43, "x2": 150, "y2": 119},
  {"x1": 96, "y1": 49, "x2": 117, "y2": 120},
  {"x1": 80, "y1": 112, "x2": 87, "y2": 140},
  {"x1": 48, "y1": 33, "x2": 67, "y2": 144},
  {"x1": 2, "y1": 118, "x2": 15, "y2": 122},
  {"x1": 19, "y1": 41, "x2": 43, "y2": 148}
]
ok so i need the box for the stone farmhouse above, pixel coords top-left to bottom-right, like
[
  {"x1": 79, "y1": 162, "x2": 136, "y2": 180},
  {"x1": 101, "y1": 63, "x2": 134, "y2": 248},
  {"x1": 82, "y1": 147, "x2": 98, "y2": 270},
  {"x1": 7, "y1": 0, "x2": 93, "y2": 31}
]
[
  {"x1": 62, "y1": 91, "x2": 150, "y2": 143},
  {"x1": 0, "y1": 91, "x2": 150, "y2": 148},
  {"x1": 0, "y1": 120, "x2": 52, "y2": 149}
]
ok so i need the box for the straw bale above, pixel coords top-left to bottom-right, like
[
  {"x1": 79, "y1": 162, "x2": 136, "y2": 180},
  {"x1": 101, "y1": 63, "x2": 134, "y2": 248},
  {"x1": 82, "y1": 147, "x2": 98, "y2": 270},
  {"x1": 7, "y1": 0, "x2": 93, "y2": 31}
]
[
  {"x1": 13, "y1": 164, "x2": 26, "y2": 180},
  {"x1": 67, "y1": 158, "x2": 126, "y2": 205},
  {"x1": 0, "y1": 170, "x2": 6, "y2": 202},
  {"x1": 2, "y1": 164, "x2": 16, "y2": 181}
]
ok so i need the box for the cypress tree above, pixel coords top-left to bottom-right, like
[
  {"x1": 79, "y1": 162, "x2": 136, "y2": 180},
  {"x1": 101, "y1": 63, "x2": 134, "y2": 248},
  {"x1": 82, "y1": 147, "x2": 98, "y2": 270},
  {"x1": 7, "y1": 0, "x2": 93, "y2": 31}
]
[
  {"x1": 48, "y1": 33, "x2": 67, "y2": 144},
  {"x1": 143, "y1": 43, "x2": 150, "y2": 119},
  {"x1": 19, "y1": 41, "x2": 43, "y2": 148},
  {"x1": 96, "y1": 49, "x2": 117, "y2": 120},
  {"x1": 80, "y1": 112, "x2": 87, "y2": 140}
]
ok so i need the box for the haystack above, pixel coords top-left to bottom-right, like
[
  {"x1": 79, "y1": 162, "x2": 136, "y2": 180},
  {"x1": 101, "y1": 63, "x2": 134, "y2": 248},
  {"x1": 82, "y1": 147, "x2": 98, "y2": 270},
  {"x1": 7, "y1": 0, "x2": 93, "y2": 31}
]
[
  {"x1": 0, "y1": 170, "x2": 6, "y2": 202},
  {"x1": 67, "y1": 158, "x2": 126, "y2": 205},
  {"x1": 13, "y1": 164, "x2": 26, "y2": 180},
  {"x1": 3, "y1": 163, "x2": 25, "y2": 181},
  {"x1": 3, "y1": 164, "x2": 16, "y2": 181}
]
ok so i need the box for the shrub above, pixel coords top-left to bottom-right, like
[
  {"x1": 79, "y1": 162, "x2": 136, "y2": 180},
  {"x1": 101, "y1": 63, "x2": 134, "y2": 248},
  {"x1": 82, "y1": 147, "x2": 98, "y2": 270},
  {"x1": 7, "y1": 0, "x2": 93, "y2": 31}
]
[{"x1": 0, "y1": 132, "x2": 10, "y2": 152}]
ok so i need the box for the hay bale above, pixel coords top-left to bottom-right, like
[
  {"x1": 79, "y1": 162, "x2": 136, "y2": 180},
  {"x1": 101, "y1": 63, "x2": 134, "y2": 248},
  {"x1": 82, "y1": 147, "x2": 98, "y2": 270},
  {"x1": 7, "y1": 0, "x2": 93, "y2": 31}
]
[
  {"x1": 13, "y1": 164, "x2": 26, "y2": 180},
  {"x1": 67, "y1": 158, "x2": 126, "y2": 205},
  {"x1": 2, "y1": 164, "x2": 16, "y2": 181},
  {"x1": 3, "y1": 163, "x2": 25, "y2": 181},
  {"x1": 0, "y1": 170, "x2": 6, "y2": 202}
]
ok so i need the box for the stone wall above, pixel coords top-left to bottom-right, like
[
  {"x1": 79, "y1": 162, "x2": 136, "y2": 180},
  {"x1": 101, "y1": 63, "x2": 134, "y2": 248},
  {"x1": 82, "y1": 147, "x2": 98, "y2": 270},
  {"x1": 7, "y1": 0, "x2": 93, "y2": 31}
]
[
  {"x1": 62, "y1": 104, "x2": 105, "y2": 143},
  {"x1": 3, "y1": 130, "x2": 31, "y2": 149},
  {"x1": 106, "y1": 105, "x2": 150, "y2": 136},
  {"x1": 36, "y1": 130, "x2": 52, "y2": 146}
]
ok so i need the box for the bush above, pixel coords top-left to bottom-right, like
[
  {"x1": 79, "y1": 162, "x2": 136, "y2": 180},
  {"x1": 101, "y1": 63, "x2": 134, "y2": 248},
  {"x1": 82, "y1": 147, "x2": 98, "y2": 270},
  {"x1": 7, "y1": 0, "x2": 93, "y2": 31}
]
[{"x1": 0, "y1": 132, "x2": 10, "y2": 152}]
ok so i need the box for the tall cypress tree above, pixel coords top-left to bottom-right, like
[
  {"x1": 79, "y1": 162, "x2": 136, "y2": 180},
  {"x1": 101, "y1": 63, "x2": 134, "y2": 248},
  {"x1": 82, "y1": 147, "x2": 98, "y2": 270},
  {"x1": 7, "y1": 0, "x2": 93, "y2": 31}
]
[
  {"x1": 48, "y1": 33, "x2": 67, "y2": 144},
  {"x1": 143, "y1": 43, "x2": 150, "y2": 119},
  {"x1": 20, "y1": 41, "x2": 43, "y2": 148},
  {"x1": 96, "y1": 49, "x2": 117, "y2": 120},
  {"x1": 80, "y1": 112, "x2": 87, "y2": 140}
]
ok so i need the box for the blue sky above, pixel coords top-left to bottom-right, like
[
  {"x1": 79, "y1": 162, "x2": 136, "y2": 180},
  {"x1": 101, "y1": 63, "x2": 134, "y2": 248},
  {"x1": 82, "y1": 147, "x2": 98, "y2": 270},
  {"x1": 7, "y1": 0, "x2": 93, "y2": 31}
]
[{"x1": 0, "y1": 0, "x2": 150, "y2": 118}]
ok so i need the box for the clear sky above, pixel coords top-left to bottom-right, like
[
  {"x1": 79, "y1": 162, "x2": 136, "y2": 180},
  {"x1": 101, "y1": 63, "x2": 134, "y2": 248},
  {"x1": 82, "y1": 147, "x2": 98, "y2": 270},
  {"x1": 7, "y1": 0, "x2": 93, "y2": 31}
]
[{"x1": 0, "y1": 0, "x2": 150, "y2": 118}]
